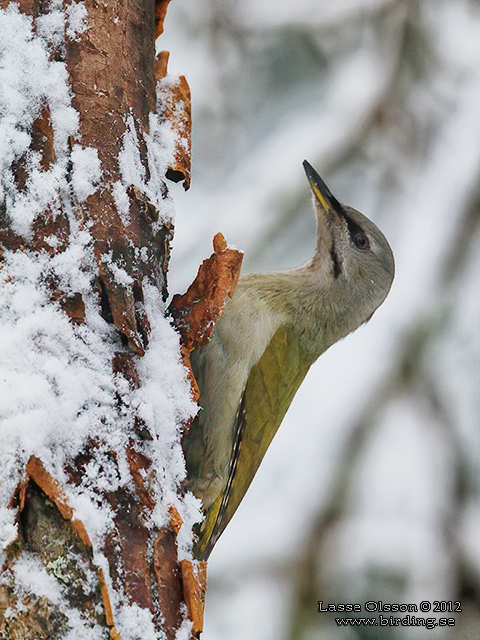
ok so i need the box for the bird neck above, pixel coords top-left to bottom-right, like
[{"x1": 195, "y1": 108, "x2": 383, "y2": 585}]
[
  {"x1": 240, "y1": 268, "x2": 358, "y2": 359},
  {"x1": 292, "y1": 267, "x2": 359, "y2": 356}
]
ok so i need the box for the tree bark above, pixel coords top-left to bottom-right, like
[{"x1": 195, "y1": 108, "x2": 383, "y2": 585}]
[{"x1": 0, "y1": 1, "x2": 219, "y2": 638}]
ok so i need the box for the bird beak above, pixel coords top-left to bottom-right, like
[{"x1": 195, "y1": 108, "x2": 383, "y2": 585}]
[{"x1": 303, "y1": 160, "x2": 342, "y2": 219}]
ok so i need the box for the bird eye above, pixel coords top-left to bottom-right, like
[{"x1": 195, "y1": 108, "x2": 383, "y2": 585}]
[{"x1": 353, "y1": 232, "x2": 370, "y2": 250}]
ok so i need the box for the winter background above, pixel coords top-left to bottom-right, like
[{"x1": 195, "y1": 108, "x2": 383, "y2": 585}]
[{"x1": 161, "y1": 1, "x2": 480, "y2": 639}]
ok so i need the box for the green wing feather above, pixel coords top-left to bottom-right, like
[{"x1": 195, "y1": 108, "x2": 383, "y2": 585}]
[{"x1": 195, "y1": 324, "x2": 312, "y2": 558}]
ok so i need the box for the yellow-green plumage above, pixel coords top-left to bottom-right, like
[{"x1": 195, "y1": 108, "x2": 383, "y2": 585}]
[
  {"x1": 183, "y1": 161, "x2": 395, "y2": 559},
  {"x1": 200, "y1": 325, "x2": 312, "y2": 557}
]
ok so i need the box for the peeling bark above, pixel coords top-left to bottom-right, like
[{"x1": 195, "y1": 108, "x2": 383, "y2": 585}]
[{"x1": 170, "y1": 232, "x2": 243, "y2": 409}]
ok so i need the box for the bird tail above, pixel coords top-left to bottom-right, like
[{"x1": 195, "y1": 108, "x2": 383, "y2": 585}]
[{"x1": 193, "y1": 493, "x2": 223, "y2": 560}]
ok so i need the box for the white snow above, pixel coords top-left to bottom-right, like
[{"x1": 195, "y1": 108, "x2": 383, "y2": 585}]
[
  {"x1": 0, "y1": 6, "x2": 78, "y2": 239},
  {"x1": 174, "y1": 611, "x2": 194, "y2": 640},
  {"x1": 1, "y1": 553, "x2": 107, "y2": 639},
  {"x1": 115, "y1": 112, "x2": 177, "y2": 227},
  {"x1": 71, "y1": 145, "x2": 102, "y2": 201},
  {"x1": 114, "y1": 603, "x2": 159, "y2": 640},
  {"x1": 65, "y1": 1, "x2": 89, "y2": 41}
]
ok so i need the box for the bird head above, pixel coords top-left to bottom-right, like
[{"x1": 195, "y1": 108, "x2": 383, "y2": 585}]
[{"x1": 303, "y1": 160, "x2": 395, "y2": 327}]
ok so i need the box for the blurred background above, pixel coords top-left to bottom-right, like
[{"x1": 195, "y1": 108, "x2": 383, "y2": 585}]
[{"x1": 160, "y1": 1, "x2": 480, "y2": 638}]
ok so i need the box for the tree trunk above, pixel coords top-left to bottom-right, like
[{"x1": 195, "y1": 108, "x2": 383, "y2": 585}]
[{"x1": 0, "y1": 1, "x2": 221, "y2": 638}]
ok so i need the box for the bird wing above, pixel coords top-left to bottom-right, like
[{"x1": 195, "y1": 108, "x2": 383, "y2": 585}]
[{"x1": 196, "y1": 323, "x2": 312, "y2": 558}]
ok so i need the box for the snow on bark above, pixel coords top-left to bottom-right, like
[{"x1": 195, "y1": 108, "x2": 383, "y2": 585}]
[{"x1": 0, "y1": 2, "x2": 199, "y2": 638}]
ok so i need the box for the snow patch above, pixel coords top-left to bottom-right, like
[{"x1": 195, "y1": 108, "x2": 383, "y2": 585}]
[
  {"x1": 71, "y1": 145, "x2": 102, "y2": 201},
  {"x1": 0, "y1": 5, "x2": 79, "y2": 239},
  {"x1": 115, "y1": 603, "x2": 159, "y2": 640},
  {"x1": 65, "y1": 1, "x2": 89, "y2": 40},
  {"x1": 3, "y1": 553, "x2": 107, "y2": 639},
  {"x1": 114, "y1": 111, "x2": 178, "y2": 227}
]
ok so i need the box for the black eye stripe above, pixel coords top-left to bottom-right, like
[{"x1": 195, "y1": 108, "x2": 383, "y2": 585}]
[{"x1": 342, "y1": 210, "x2": 366, "y2": 242}]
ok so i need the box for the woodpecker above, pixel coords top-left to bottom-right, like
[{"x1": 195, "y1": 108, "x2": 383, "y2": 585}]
[{"x1": 183, "y1": 161, "x2": 395, "y2": 559}]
